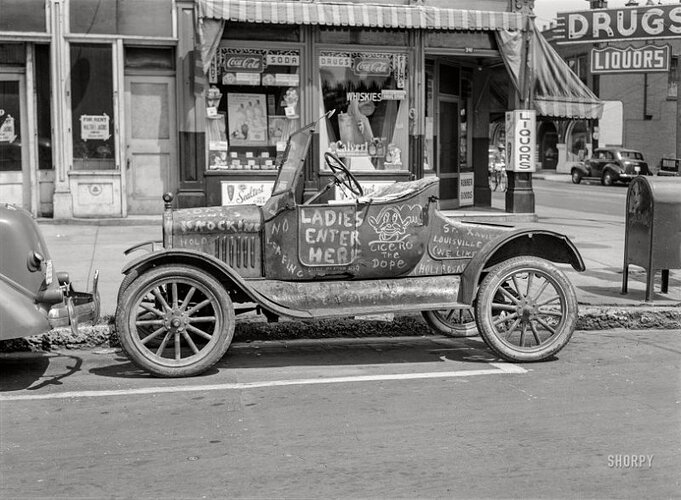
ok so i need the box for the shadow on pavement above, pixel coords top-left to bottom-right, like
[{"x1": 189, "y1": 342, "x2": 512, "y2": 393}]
[
  {"x1": 87, "y1": 337, "x2": 512, "y2": 380},
  {"x1": 0, "y1": 352, "x2": 84, "y2": 392}
]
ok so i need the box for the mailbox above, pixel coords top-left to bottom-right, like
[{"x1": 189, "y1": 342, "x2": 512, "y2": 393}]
[{"x1": 622, "y1": 176, "x2": 681, "y2": 301}]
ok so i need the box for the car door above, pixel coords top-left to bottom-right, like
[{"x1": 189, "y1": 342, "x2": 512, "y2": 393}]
[{"x1": 589, "y1": 150, "x2": 606, "y2": 177}]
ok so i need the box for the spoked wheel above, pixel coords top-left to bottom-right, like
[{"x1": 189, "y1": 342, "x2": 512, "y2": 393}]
[
  {"x1": 116, "y1": 265, "x2": 235, "y2": 377},
  {"x1": 498, "y1": 171, "x2": 507, "y2": 192},
  {"x1": 571, "y1": 170, "x2": 582, "y2": 184},
  {"x1": 488, "y1": 171, "x2": 498, "y2": 191},
  {"x1": 475, "y1": 257, "x2": 578, "y2": 362},
  {"x1": 422, "y1": 308, "x2": 478, "y2": 337}
]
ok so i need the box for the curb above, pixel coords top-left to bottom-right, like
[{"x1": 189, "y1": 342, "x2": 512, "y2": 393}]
[{"x1": 1, "y1": 307, "x2": 679, "y2": 353}]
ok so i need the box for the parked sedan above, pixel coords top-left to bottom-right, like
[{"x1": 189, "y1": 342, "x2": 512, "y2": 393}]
[
  {"x1": 0, "y1": 203, "x2": 99, "y2": 341},
  {"x1": 571, "y1": 147, "x2": 650, "y2": 186}
]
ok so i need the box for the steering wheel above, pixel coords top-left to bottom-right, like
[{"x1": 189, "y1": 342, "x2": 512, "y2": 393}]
[{"x1": 324, "y1": 152, "x2": 363, "y2": 197}]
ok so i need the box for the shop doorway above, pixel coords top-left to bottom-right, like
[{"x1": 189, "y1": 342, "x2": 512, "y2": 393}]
[
  {"x1": 124, "y1": 75, "x2": 177, "y2": 214},
  {"x1": 438, "y1": 96, "x2": 459, "y2": 210},
  {"x1": 0, "y1": 74, "x2": 28, "y2": 209},
  {"x1": 539, "y1": 122, "x2": 558, "y2": 170}
]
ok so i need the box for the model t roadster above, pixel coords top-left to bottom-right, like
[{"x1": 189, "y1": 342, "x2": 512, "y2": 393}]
[{"x1": 116, "y1": 112, "x2": 585, "y2": 377}]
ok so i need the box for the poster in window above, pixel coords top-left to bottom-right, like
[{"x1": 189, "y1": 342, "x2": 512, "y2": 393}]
[
  {"x1": 227, "y1": 93, "x2": 267, "y2": 146},
  {"x1": 268, "y1": 115, "x2": 288, "y2": 146}
]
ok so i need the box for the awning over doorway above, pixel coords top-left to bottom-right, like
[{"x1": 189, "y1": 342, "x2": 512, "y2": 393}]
[
  {"x1": 197, "y1": 0, "x2": 523, "y2": 30},
  {"x1": 496, "y1": 24, "x2": 604, "y2": 120},
  {"x1": 196, "y1": 0, "x2": 523, "y2": 73},
  {"x1": 195, "y1": 0, "x2": 602, "y2": 120}
]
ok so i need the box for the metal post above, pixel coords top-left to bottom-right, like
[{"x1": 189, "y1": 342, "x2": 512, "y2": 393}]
[{"x1": 505, "y1": 12, "x2": 535, "y2": 214}]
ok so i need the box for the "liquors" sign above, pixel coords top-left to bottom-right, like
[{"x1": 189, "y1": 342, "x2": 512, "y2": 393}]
[
  {"x1": 591, "y1": 45, "x2": 670, "y2": 74},
  {"x1": 505, "y1": 110, "x2": 536, "y2": 173}
]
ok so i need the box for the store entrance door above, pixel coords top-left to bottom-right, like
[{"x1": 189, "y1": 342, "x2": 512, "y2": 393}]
[
  {"x1": 438, "y1": 96, "x2": 459, "y2": 210},
  {"x1": 0, "y1": 74, "x2": 29, "y2": 209},
  {"x1": 124, "y1": 76, "x2": 177, "y2": 215}
]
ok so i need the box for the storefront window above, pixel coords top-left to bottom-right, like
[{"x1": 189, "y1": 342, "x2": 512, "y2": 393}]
[
  {"x1": 668, "y1": 57, "x2": 678, "y2": 99},
  {"x1": 319, "y1": 50, "x2": 409, "y2": 172},
  {"x1": 35, "y1": 44, "x2": 52, "y2": 170},
  {"x1": 0, "y1": 80, "x2": 21, "y2": 172},
  {"x1": 70, "y1": 0, "x2": 172, "y2": 37},
  {"x1": 0, "y1": 0, "x2": 46, "y2": 32},
  {"x1": 459, "y1": 69, "x2": 473, "y2": 172},
  {"x1": 206, "y1": 47, "x2": 301, "y2": 170},
  {"x1": 424, "y1": 60, "x2": 435, "y2": 173},
  {"x1": 569, "y1": 121, "x2": 588, "y2": 161},
  {"x1": 70, "y1": 44, "x2": 116, "y2": 170}
]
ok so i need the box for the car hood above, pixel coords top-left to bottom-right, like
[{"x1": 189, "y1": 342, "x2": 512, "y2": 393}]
[{"x1": 171, "y1": 205, "x2": 263, "y2": 236}]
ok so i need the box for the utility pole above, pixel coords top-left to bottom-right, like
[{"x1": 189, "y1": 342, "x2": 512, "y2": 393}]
[{"x1": 505, "y1": 10, "x2": 535, "y2": 214}]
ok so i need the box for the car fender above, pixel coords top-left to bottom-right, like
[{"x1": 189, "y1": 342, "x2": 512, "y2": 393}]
[
  {"x1": 603, "y1": 163, "x2": 622, "y2": 174},
  {"x1": 572, "y1": 163, "x2": 589, "y2": 175},
  {"x1": 119, "y1": 249, "x2": 313, "y2": 319},
  {"x1": 459, "y1": 229, "x2": 585, "y2": 304},
  {"x1": 0, "y1": 279, "x2": 52, "y2": 341}
]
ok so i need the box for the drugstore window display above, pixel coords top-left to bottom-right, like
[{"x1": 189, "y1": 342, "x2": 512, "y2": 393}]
[
  {"x1": 206, "y1": 47, "x2": 301, "y2": 170},
  {"x1": 319, "y1": 50, "x2": 409, "y2": 172}
]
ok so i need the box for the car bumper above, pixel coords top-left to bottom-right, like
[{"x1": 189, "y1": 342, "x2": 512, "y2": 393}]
[{"x1": 48, "y1": 270, "x2": 100, "y2": 335}]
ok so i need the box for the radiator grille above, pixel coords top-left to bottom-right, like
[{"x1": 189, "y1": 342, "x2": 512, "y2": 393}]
[{"x1": 215, "y1": 235, "x2": 258, "y2": 270}]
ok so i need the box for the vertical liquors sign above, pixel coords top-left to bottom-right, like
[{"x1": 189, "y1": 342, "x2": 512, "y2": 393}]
[{"x1": 505, "y1": 110, "x2": 536, "y2": 172}]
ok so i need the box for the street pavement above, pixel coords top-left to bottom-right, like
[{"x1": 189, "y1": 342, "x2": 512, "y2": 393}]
[
  {"x1": 33, "y1": 175, "x2": 680, "y2": 342},
  {"x1": 2, "y1": 330, "x2": 680, "y2": 497}
]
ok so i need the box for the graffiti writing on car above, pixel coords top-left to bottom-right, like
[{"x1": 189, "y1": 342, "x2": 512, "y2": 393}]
[
  {"x1": 366, "y1": 205, "x2": 422, "y2": 271},
  {"x1": 299, "y1": 207, "x2": 360, "y2": 266}
]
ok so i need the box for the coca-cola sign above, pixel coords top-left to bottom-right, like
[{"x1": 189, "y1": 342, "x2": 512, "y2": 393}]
[
  {"x1": 353, "y1": 57, "x2": 391, "y2": 76},
  {"x1": 223, "y1": 55, "x2": 264, "y2": 73}
]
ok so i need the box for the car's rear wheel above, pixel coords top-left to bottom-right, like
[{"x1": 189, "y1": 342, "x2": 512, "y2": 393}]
[
  {"x1": 116, "y1": 264, "x2": 235, "y2": 377},
  {"x1": 422, "y1": 308, "x2": 477, "y2": 337},
  {"x1": 571, "y1": 170, "x2": 582, "y2": 184},
  {"x1": 475, "y1": 257, "x2": 578, "y2": 362},
  {"x1": 602, "y1": 171, "x2": 614, "y2": 186}
]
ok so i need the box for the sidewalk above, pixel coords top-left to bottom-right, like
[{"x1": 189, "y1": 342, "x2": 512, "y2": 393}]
[{"x1": 34, "y1": 191, "x2": 679, "y2": 344}]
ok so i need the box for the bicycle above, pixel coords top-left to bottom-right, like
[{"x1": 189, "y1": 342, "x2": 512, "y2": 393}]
[{"x1": 488, "y1": 162, "x2": 507, "y2": 192}]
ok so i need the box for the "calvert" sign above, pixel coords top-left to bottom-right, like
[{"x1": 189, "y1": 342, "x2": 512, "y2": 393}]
[
  {"x1": 557, "y1": 4, "x2": 681, "y2": 44},
  {"x1": 591, "y1": 45, "x2": 670, "y2": 74}
]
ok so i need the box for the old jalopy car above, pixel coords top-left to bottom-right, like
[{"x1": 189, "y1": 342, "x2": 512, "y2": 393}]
[
  {"x1": 0, "y1": 203, "x2": 99, "y2": 342},
  {"x1": 571, "y1": 147, "x2": 651, "y2": 186},
  {"x1": 116, "y1": 112, "x2": 585, "y2": 377}
]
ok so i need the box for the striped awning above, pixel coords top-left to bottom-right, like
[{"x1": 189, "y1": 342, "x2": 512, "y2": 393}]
[
  {"x1": 196, "y1": 0, "x2": 524, "y2": 31},
  {"x1": 496, "y1": 26, "x2": 603, "y2": 120}
]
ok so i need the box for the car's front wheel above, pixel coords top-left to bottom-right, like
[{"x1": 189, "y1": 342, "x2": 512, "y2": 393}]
[
  {"x1": 571, "y1": 170, "x2": 583, "y2": 184},
  {"x1": 602, "y1": 171, "x2": 615, "y2": 186},
  {"x1": 474, "y1": 257, "x2": 578, "y2": 362},
  {"x1": 116, "y1": 264, "x2": 235, "y2": 377}
]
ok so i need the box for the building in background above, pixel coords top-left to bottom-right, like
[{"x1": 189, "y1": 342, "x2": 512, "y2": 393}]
[
  {"x1": 542, "y1": 0, "x2": 679, "y2": 174},
  {"x1": 0, "y1": 0, "x2": 598, "y2": 219}
]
